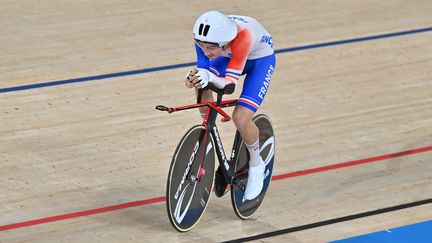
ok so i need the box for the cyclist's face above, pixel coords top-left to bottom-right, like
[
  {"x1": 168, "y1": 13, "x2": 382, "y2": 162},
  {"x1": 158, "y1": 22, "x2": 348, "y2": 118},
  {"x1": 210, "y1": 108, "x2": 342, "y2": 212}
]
[{"x1": 195, "y1": 41, "x2": 222, "y2": 60}]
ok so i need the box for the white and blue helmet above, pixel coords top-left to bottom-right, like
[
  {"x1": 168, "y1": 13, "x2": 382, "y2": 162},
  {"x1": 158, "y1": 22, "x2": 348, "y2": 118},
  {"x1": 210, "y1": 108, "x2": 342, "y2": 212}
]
[{"x1": 193, "y1": 11, "x2": 237, "y2": 47}]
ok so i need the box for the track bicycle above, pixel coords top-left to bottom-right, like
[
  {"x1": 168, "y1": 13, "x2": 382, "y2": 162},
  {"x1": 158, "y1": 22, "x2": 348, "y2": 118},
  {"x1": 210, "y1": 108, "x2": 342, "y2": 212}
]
[{"x1": 156, "y1": 83, "x2": 275, "y2": 232}]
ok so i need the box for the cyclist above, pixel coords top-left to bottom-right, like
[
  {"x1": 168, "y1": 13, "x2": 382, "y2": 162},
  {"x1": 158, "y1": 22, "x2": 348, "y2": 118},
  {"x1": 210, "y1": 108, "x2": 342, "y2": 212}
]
[{"x1": 185, "y1": 10, "x2": 275, "y2": 201}]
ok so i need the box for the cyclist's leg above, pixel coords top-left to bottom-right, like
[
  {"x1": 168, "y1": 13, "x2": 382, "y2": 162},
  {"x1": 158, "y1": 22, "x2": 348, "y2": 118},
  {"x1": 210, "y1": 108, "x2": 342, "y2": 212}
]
[
  {"x1": 232, "y1": 106, "x2": 258, "y2": 145},
  {"x1": 233, "y1": 54, "x2": 276, "y2": 200},
  {"x1": 234, "y1": 54, "x2": 275, "y2": 161}
]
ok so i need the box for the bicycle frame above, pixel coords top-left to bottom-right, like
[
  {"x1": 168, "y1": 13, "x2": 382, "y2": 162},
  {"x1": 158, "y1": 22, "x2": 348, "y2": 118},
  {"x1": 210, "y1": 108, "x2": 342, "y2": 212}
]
[{"x1": 156, "y1": 84, "x2": 245, "y2": 188}]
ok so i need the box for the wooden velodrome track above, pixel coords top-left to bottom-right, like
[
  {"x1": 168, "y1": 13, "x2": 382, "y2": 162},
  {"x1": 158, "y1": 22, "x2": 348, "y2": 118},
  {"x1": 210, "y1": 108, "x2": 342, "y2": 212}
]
[{"x1": 1, "y1": 0, "x2": 431, "y2": 242}]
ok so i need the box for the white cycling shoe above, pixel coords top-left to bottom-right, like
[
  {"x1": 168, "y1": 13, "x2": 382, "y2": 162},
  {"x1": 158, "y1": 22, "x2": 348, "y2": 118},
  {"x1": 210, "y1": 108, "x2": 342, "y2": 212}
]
[{"x1": 244, "y1": 159, "x2": 265, "y2": 200}]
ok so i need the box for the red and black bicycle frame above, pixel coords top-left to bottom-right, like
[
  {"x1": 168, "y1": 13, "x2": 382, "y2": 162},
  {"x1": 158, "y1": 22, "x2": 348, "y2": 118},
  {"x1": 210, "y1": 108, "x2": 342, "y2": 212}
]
[{"x1": 156, "y1": 84, "x2": 246, "y2": 189}]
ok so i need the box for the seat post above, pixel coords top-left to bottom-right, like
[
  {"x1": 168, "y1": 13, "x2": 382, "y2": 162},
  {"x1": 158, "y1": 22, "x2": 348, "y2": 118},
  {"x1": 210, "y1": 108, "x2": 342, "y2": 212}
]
[
  {"x1": 206, "y1": 92, "x2": 224, "y2": 127},
  {"x1": 216, "y1": 92, "x2": 223, "y2": 106},
  {"x1": 197, "y1": 89, "x2": 203, "y2": 103}
]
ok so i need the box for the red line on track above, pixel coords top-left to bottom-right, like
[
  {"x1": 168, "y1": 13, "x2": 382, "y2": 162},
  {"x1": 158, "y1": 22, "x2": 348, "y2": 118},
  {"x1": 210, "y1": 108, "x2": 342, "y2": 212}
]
[
  {"x1": 0, "y1": 197, "x2": 166, "y2": 232},
  {"x1": 272, "y1": 146, "x2": 432, "y2": 181},
  {"x1": 1, "y1": 145, "x2": 431, "y2": 232}
]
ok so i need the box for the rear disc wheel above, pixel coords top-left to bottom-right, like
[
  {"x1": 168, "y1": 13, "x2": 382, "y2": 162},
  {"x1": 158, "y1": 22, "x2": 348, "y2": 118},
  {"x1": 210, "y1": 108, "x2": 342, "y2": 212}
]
[{"x1": 230, "y1": 114, "x2": 275, "y2": 219}]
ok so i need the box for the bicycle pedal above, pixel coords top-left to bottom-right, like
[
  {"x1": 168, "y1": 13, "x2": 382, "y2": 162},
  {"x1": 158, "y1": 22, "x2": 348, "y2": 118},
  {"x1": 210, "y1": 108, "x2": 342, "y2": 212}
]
[
  {"x1": 214, "y1": 185, "x2": 228, "y2": 198},
  {"x1": 214, "y1": 167, "x2": 227, "y2": 198}
]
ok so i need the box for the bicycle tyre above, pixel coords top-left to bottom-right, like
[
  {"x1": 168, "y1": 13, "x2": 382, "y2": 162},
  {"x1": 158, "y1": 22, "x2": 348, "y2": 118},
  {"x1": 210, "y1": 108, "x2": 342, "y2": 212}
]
[
  {"x1": 230, "y1": 114, "x2": 275, "y2": 219},
  {"x1": 166, "y1": 125, "x2": 215, "y2": 232}
]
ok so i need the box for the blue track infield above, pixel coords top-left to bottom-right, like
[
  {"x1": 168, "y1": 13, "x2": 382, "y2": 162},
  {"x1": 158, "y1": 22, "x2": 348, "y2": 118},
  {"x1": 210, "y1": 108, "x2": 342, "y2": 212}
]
[{"x1": 330, "y1": 220, "x2": 432, "y2": 243}]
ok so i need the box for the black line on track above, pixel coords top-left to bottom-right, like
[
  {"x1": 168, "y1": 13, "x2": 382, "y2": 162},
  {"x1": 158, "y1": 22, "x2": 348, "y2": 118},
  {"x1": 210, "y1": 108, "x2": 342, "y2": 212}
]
[{"x1": 223, "y1": 198, "x2": 432, "y2": 242}]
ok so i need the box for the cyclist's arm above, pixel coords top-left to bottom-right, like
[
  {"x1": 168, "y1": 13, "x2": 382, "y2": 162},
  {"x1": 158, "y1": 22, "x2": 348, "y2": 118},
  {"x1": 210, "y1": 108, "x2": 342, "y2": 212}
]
[
  {"x1": 205, "y1": 29, "x2": 253, "y2": 88},
  {"x1": 224, "y1": 28, "x2": 253, "y2": 84},
  {"x1": 195, "y1": 44, "x2": 210, "y2": 69}
]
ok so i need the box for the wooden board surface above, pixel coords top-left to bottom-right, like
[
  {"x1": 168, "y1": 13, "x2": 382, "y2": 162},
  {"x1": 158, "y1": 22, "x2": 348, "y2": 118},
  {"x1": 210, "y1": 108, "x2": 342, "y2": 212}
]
[{"x1": 1, "y1": 0, "x2": 431, "y2": 242}]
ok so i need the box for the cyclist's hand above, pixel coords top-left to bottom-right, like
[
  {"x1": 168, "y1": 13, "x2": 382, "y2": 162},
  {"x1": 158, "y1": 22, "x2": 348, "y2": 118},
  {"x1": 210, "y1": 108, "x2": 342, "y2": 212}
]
[
  {"x1": 185, "y1": 68, "x2": 198, "y2": 88},
  {"x1": 195, "y1": 68, "x2": 209, "y2": 89}
]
